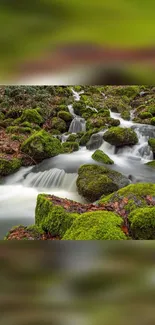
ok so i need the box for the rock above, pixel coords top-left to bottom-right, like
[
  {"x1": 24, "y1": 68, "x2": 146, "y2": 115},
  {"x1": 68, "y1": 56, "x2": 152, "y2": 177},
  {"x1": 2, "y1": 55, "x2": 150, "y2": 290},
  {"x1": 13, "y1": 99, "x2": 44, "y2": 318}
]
[
  {"x1": 76, "y1": 164, "x2": 129, "y2": 202},
  {"x1": 62, "y1": 142, "x2": 79, "y2": 153},
  {"x1": 129, "y1": 207, "x2": 155, "y2": 239},
  {"x1": 92, "y1": 149, "x2": 114, "y2": 164},
  {"x1": 103, "y1": 127, "x2": 138, "y2": 147},
  {"x1": 86, "y1": 133, "x2": 103, "y2": 150},
  {"x1": 57, "y1": 111, "x2": 72, "y2": 122},
  {"x1": 0, "y1": 157, "x2": 21, "y2": 176},
  {"x1": 21, "y1": 129, "x2": 62, "y2": 162},
  {"x1": 63, "y1": 210, "x2": 127, "y2": 240}
]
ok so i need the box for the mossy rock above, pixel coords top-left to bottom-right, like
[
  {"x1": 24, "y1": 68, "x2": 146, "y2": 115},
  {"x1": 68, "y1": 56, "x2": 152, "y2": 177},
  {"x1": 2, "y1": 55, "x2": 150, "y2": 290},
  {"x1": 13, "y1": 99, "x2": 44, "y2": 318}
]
[
  {"x1": 104, "y1": 97, "x2": 131, "y2": 113},
  {"x1": 148, "y1": 138, "x2": 155, "y2": 154},
  {"x1": 129, "y1": 207, "x2": 155, "y2": 239},
  {"x1": 21, "y1": 129, "x2": 62, "y2": 162},
  {"x1": 20, "y1": 121, "x2": 40, "y2": 130},
  {"x1": 58, "y1": 111, "x2": 72, "y2": 122},
  {"x1": 20, "y1": 109, "x2": 44, "y2": 125},
  {"x1": 99, "y1": 183, "x2": 155, "y2": 214},
  {"x1": 0, "y1": 118, "x2": 14, "y2": 128},
  {"x1": 145, "y1": 160, "x2": 155, "y2": 168},
  {"x1": 148, "y1": 106, "x2": 155, "y2": 116},
  {"x1": 77, "y1": 164, "x2": 129, "y2": 202},
  {"x1": 92, "y1": 150, "x2": 114, "y2": 165},
  {"x1": 72, "y1": 101, "x2": 86, "y2": 116},
  {"x1": 79, "y1": 129, "x2": 99, "y2": 146},
  {"x1": 103, "y1": 127, "x2": 138, "y2": 147},
  {"x1": 51, "y1": 117, "x2": 67, "y2": 132},
  {"x1": 62, "y1": 142, "x2": 79, "y2": 153},
  {"x1": 49, "y1": 129, "x2": 61, "y2": 135},
  {"x1": 121, "y1": 111, "x2": 130, "y2": 120},
  {"x1": 108, "y1": 118, "x2": 120, "y2": 127},
  {"x1": 35, "y1": 194, "x2": 78, "y2": 237},
  {"x1": 5, "y1": 108, "x2": 22, "y2": 119},
  {"x1": 63, "y1": 211, "x2": 127, "y2": 240},
  {"x1": 150, "y1": 117, "x2": 155, "y2": 126},
  {"x1": 138, "y1": 111, "x2": 152, "y2": 119},
  {"x1": 6, "y1": 126, "x2": 33, "y2": 134},
  {"x1": 98, "y1": 109, "x2": 110, "y2": 117},
  {"x1": 0, "y1": 157, "x2": 21, "y2": 176},
  {"x1": 66, "y1": 134, "x2": 79, "y2": 142},
  {"x1": 107, "y1": 86, "x2": 140, "y2": 99}
]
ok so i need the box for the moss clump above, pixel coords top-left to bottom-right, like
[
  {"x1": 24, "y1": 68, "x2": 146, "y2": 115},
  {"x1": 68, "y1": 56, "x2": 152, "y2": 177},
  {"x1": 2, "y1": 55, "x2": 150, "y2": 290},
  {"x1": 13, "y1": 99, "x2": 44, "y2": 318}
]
[
  {"x1": 21, "y1": 129, "x2": 62, "y2": 162},
  {"x1": 0, "y1": 118, "x2": 14, "y2": 128},
  {"x1": 138, "y1": 111, "x2": 152, "y2": 119},
  {"x1": 148, "y1": 138, "x2": 155, "y2": 154},
  {"x1": 26, "y1": 224, "x2": 44, "y2": 236},
  {"x1": 35, "y1": 194, "x2": 78, "y2": 237},
  {"x1": 77, "y1": 164, "x2": 129, "y2": 202},
  {"x1": 92, "y1": 150, "x2": 114, "y2": 165},
  {"x1": 108, "y1": 118, "x2": 120, "y2": 127},
  {"x1": 6, "y1": 126, "x2": 32, "y2": 134},
  {"x1": 79, "y1": 129, "x2": 99, "y2": 146},
  {"x1": 148, "y1": 106, "x2": 155, "y2": 116},
  {"x1": 66, "y1": 134, "x2": 78, "y2": 142},
  {"x1": 121, "y1": 111, "x2": 130, "y2": 120},
  {"x1": 63, "y1": 211, "x2": 127, "y2": 240},
  {"x1": 62, "y1": 142, "x2": 79, "y2": 153},
  {"x1": 58, "y1": 111, "x2": 72, "y2": 122},
  {"x1": 129, "y1": 207, "x2": 155, "y2": 239},
  {"x1": 100, "y1": 183, "x2": 155, "y2": 213},
  {"x1": 104, "y1": 97, "x2": 130, "y2": 113},
  {"x1": 0, "y1": 157, "x2": 21, "y2": 176},
  {"x1": 145, "y1": 160, "x2": 155, "y2": 168},
  {"x1": 103, "y1": 127, "x2": 138, "y2": 147},
  {"x1": 51, "y1": 117, "x2": 67, "y2": 132},
  {"x1": 20, "y1": 108, "x2": 44, "y2": 125}
]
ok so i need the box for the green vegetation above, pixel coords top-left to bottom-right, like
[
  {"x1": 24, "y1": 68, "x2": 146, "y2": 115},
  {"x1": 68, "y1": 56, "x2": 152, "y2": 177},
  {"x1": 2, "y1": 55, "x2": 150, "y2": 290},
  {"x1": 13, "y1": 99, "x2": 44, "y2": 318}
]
[
  {"x1": 103, "y1": 127, "x2": 138, "y2": 147},
  {"x1": 62, "y1": 142, "x2": 79, "y2": 153},
  {"x1": 129, "y1": 207, "x2": 155, "y2": 239},
  {"x1": 0, "y1": 157, "x2": 21, "y2": 176}
]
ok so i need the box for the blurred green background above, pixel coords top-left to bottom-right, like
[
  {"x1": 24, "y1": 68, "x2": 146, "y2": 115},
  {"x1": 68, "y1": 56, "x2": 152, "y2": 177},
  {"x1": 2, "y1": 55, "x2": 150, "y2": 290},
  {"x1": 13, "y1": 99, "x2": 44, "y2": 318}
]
[
  {"x1": 1, "y1": 242, "x2": 155, "y2": 325},
  {"x1": 0, "y1": 0, "x2": 155, "y2": 83}
]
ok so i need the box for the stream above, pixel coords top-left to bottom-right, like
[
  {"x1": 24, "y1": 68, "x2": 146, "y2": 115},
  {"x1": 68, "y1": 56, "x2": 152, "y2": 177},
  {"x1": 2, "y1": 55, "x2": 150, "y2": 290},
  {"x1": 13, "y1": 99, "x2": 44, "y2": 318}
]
[{"x1": 0, "y1": 89, "x2": 155, "y2": 239}]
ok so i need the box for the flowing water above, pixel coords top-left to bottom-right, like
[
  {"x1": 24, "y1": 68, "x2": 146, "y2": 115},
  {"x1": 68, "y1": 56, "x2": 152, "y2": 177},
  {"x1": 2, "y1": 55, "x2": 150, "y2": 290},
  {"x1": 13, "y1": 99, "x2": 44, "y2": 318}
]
[{"x1": 1, "y1": 89, "x2": 155, "y2": 238}]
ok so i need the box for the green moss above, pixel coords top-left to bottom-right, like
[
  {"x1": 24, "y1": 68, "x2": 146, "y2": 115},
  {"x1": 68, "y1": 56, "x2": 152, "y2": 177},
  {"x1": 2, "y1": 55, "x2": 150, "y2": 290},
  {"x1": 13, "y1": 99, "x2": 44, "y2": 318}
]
[
  {"x1": 35, "y1": 194, "x2": 78, "y2": 237},
  {"x1": 50, "y1": 129, "x2": 61, "y2": 135},
  {"x1": 0, "y1": 112, "x2": 5, "y2": 120},
  {"x1": 100, "y1": 183, "x2": 155, "y2": 213},
  {"x1": 98, "y1": 109, "x2": 110, "y2": 117},
  {"x1": 0, "y1": 118, "x2": 14, "y2": 128},
  {"x1": 21, "y1": 129, "x2": 62, "y2": 162},
  {"x1": 58, "y1": 111, "x2": 72, "y2": 122},
  {"x1": 6, "y1": 126, "x2": 32, "y2": 134},
  {"x1": 148, "y1": 138, "x2": 155, "y2": 153},
  {"x1": 104, "y1": 97, "x2": 130, "y2": 113},
  {"x1": 129, "y1": 207, "x2": 155, "y2": 239},
  {"x1": 92, "y1": 150, "x2": 114, "y2": 165},
  {"x1": 138, "y1": 111, "x2": 152, "y2": 119},
  {"x1": 103, "y1": 127, "x2": 138, "y2": 147},
  {"x1": 0, "y1": 157, "x2": 21, "y2": 176},
  {"x1": 6, "y1": 108, "x2": 22, "y2": 119},
  {"x1": 145, "y1": 160, "x2": 155, "y2": 168},
  {"x1": 151, "y1": 117, "x2": 155, "y2": 125},
  {"x1": 121, "y1": 111, "x2": 130, "y2": 120},
  {"x1": 79, "y1": 129, "x2": 99, "y2": 146},
  {"x1": 63, "y1": 211, "x2": 127, "y2": 240},
  {"x1": 20, "y1": 108, "x2": 44, "y2": 125},
  {"x1": 26, "y1": 224, "x2": 44, "y2": 236},
  {"x1": 51, "y1": 117, "x2": 67, "y2": 132},
  {"x1": 74, "y1": 86, "x2": 82, "y2": 92},
  {"x1": 108, "y1": 86, "x2": 140, "y2": 99},
  {"x1": 148, "y1": 106, "x2": 155, "y2": 116},
  {"x1": 67, "y1": 134, "x2": 78, "y2": 142},
  {"x1": 108, "y1": 118, "x2": 120, "y2": 127},
  {"x1": 62, "y1": 142, "x2": 79, "y2": 153},
  {"x1": 77, "y1": 164, "x2": 129, "y2": 202}
]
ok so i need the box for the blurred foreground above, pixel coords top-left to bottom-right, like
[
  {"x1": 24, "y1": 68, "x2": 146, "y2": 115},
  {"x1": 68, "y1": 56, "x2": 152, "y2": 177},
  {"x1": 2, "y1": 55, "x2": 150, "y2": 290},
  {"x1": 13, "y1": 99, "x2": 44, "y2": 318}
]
[
  {"x1": 1, "y1": 241, "x2": 155, "y2": 325},
  {"x1": 0, "y1": 1, "x2": 155, "y2": 84}
]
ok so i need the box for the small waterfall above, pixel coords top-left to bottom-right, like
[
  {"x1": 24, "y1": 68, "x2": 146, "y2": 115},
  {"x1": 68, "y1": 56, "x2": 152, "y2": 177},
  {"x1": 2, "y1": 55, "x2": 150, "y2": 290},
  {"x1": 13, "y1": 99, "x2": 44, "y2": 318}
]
[
  {"x1": 23, "y1": 168, "x2": 78, "y2": 191},
  {"x1": 69, "y1": 117, "x2": 86, "y2": 133},
  {"x1": 68, "y1": 104, "x2": 76, "y2": 117},
  {"x1": 71, "y1": 88, "x2": 84, "y2": 101}
]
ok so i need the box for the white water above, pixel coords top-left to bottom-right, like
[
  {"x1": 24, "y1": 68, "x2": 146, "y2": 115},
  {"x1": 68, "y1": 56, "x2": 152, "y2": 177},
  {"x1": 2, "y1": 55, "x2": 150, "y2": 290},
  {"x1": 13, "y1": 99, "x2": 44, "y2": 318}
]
[{"x1": 1, "y1": 88, "x2": 155, "y2": 238}]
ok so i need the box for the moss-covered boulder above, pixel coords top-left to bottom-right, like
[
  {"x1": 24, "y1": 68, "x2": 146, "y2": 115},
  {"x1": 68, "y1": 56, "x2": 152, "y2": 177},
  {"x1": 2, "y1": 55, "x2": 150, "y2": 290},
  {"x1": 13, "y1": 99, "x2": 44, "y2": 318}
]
[
  {"x1": 0, "y1": 112, "x2": 5, "y2": 120},
  {"x1": 103, "y1": 127, "x2": 138, "y2": 147},
  {"x1": 148, "y1": 138, "x2": 155, "y2": 154},
  {"x1": 129, "y1": 207, "x2": 155, "y2": 239},
  {"x1": 6, "y1": 126, "x2": 32, "y2": 134},
  {"x1": 21, "y1": 130, "x2": 62, "y2": 162},
  {"x1": 79, "y1": 129, "x2": 100, "y2": 146},
  {"x1": 108, "y1": 118, "x2": 120, "y2": 127},
  {"x1": 63, "y1": 211, "x2": 127, "y2": 240},
  {"x1": 92, "y1": 150, "x2": 114, "y2": 164},
  {"x1": 99, "y1": 183, "x2": 155, "y2": 214},
  {"x1": 62, "y1": 142, "x2": 79, "y2": 153},
  {"x1": 77, "y1": 164, "x2": 129, "y2": 202},
  {"x1": 35, "y1": 194, "x2": 78, "y2": 237},
  {"x1": 0, "y1": 157, "x2": 21, "y2": 176},
  {"x1": 20, "y1": 108, "x2": 44, "y2": 125},
  {"x1": 51, "y1": 117, "x2": 67, "y2": 132},
  {"x1": 121, "y1": 111, "x2": 130, "y2": 120},
  {"x1": 66, "y1": 134, "x2": 79, "y2": 142},
  {"x1": 138, "y1": 111, "x2": 152, "y2": 119},
  {"x1": 58, "y1": 111, "x2": 72, "y2": 122},
  {"x1": 150, "y1": 117, "x2": 155, "y2": 126}
]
